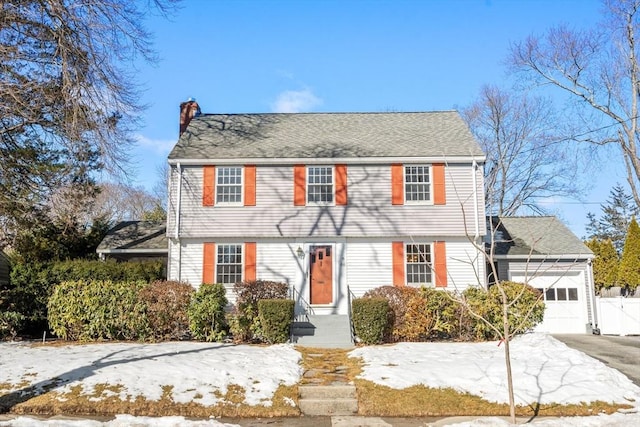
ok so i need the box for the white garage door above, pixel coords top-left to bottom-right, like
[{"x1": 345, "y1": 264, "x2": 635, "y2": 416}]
[{"x1": 510, "y1": 271, "x2": 588, "y2": 334}]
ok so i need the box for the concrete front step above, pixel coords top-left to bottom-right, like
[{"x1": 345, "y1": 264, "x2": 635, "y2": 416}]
[
  {"x1": 299, "y1": 385, "x2": 356, "y2": 399},
  {"x1": 298, "y1": 385, "x2": 358, "y2": 416},
  {"x1": 292, "y1": 315, "x2": 353, "y2": 348}
]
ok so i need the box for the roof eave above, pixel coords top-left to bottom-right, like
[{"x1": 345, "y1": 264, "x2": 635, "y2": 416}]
[
  {"x1": 168, "y1": 155, "x2": 487, "y2": 166},
  {"x1": 96, "y1": 248, "x2": 168, "y2": 254},
  {"x1": 493, "y1": 253, "x2": 594, "y2": 260}
]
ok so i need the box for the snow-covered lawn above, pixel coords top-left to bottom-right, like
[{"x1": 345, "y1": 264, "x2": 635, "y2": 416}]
[{"x1": 0, "y1": 333, "x2": 638, "y2": 426}]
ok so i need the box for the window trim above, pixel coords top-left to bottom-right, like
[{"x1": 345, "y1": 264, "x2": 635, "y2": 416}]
[
  {"x1": 215, "y1": 166, "x2": 244, "y2": 206},
  {"x1": 306, "y1": 165, "x2": 335, "y2": 206},
  {"x1": 215, "y1": 243, "x2": 244, "y2": 285},
  {"x1": 403, "y1": 164, "x2": 433, "y2": 205},
  {"x1": 405, "y1": 242, "x2": 433, "y2": 286}
]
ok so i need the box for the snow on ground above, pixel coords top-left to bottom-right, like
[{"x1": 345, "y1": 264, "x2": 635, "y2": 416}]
[
  {"x1": 0, "y1": 342, "x2": 301, "y2": 407},
  {"x1": 350, "y1": 333, "x2": 640, "y2": 406},
  {"x1": 0, "y1": 333, "x2": 639, "y2": 426}
]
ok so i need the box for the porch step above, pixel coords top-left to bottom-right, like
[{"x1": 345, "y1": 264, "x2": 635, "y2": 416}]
[
  {"x1": 298, "y1": 385, "x2": 358, "y2": 416},
  {"x1": 291, "y1": 315, "x2": 353, "y2": 348}
]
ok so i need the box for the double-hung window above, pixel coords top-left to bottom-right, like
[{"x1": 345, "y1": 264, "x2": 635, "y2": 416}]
[
  {"x1": 307, "y1": 166, "x2": 334, "y2": 204},
  {"x1": 216, "y1": 244, "x2": 243, "y2": 284},
  {"x1": 404, "y1": 165, "x2": 431, "y2": 202},
  {"x1": 406, "y1": 243, "x2": 432, "y2": 285},
  {"x1": 216, "y1": 167, "x2": 243, "y2": 204}
]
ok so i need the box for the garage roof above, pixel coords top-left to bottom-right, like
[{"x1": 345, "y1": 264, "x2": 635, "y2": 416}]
[
  {"x1": 96, "y1": 221, "x2": 167, "y2": 254},
  {"x1": 490, "y1": 216, "x2": 593, "y2": 258}
]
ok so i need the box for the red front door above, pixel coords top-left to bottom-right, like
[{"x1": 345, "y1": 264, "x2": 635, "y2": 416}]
[{"x1": 310, "y1": 245, "x2": 333, "y2": 304}]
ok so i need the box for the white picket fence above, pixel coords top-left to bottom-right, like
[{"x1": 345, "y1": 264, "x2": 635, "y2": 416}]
[{"x1": 596, "y1": 296, "x2": 640, "y2": 336}]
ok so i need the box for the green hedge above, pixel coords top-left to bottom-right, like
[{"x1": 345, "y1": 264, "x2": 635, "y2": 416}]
[
  {"x1": 463, "y1": 281, "x2": 545, "y2": 340},
  {"x1": 352, "y1": 297, "x2": 390, "y2": 345},
  {"x1": 230, "y1": 280, "x2": 289, "y2": 343},
  {"x1": 358, "y1": 283, "x2": 545, "y2": 344},
  {"x1": 5, "y1": 259, "x2": 165, "y2": 337},
  {"x1": 48, "y1": 280, "x2": 150, "y2": 341},
  {"x1": 258, "y1": 299, "x2": 294, "y2": 344},
  {"x1": 188, "y1": 283, "x2": 228, "y2": 342}
]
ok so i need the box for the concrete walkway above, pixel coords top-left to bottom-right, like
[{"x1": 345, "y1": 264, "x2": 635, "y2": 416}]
[{"x1": 553, "y1": 334, "x2": 640, "y2": 386}]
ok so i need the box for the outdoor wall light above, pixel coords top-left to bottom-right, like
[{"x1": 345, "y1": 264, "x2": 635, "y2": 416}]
[{"x1": 296, "y1": 246, "x2": 305, "y2": 259}]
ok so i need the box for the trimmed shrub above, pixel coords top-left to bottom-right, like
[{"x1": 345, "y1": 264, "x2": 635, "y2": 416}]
[
  {"x1": 230, "y1": 280, "x2": 288, "y2": 342},
  {"x1": 139, "y1": 280, "x2": 194, "y2": 341},
  {"x1": 0, "y1": 310, "x2": 24, "y2": 340},
  {"x1": 352, "y1": 297, "x2": 390, "y2": 345},
  {"x1": 462, "y1": 281, "x2": 545, "y2": 340},
  {"x1": 188, "y1": 283, "x2": 228, "y2": 342},
  {"x1": 362, "y1": 285, "x2": 419, "y2": 342},
  {"x1": 48, "y1": 280, "x2": 150, "y2": 341},
  {"x1": 6, "y1": 259, "x2": 165, "y2": 337},
  {"x1": 398, "y1": 287, "x2": 460, "y2": 341},
  {"x1": 257, "y1": 299, "x2": 295, "y2": 344}
]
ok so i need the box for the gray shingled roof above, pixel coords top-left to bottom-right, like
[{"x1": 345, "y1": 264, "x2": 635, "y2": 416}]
[
  {"x1": 97, "y1": 221, "x2": 167, "y2": 253},
  {"x1": 491, "y1": 216, "x2": 592, "y2": 257},
  {"x1": 168, "y1": 111, "x2": 484, "y2": 160}
]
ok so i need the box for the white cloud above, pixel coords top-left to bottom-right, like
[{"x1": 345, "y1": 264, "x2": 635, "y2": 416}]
[
  {"x1": 135, "y1": 134, "x2": 176, "y2": 156},
  {"x1": 271, "y1": 88, "x2": 322, "y2": 113}
]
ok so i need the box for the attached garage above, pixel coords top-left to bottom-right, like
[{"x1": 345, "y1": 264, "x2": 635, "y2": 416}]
[
  {"x1": 490, "y1": 216, "x2": 596, "y2": 334},
  {"x1": 510, "y1": 270, "x2": 590, "y2": 334}
]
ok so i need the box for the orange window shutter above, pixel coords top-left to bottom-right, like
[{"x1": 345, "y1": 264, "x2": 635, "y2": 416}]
[
  {"x1": 335, "y1": 164, "x2": 348, "y2": 206},
  {"x1": 392, "y1": 241, "x2": 405, "y2": 286},
  {"x1": 203, "y1": 165, "x2": 215, "y2": 206},
  {"x1": 434, "y1": 241, "x2": 448, "y2": 287},
  {"x1": 294, "y1": 165, "x2": 306, "y2": 206},
  {"x1": 433, "y1": 163, "x2": 446, "y2": 205},
  {"x1": 245, "y1": 242, "x2": 256, "y2": 281},
  {"x1": 244, "y1": 165, "x2": 256, "y2": 206},
  {"x1": 391, "y1": 164, "x2": 404, "y2": 205},
  {"x1": 202, "y1": 242, "x2": 216, "y2": 284}
]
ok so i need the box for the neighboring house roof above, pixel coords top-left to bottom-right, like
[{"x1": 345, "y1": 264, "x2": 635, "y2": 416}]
[
  {"x1": 96, "y1": 221, "x2": 167, "y2": 255},
  {"x1": 168, "y1": 111, "x2": 485, "y2": 161},
  {"x1": 490, "y1": 216, "x2": 593, "y2": 258}
]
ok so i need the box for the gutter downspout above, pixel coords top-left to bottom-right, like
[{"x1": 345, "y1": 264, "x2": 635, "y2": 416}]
[
  {"x1": 176, "y1": 162, "x2": 183, "y2": 281},
  {"x1": 472, "y1": 160, "x2": 481, "y2": 284},
  {"x1": 586, "y1": 259, "x2": 599, "y2": 334}
]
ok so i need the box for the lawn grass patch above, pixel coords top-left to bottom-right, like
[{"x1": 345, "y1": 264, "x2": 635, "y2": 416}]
[
  {"x1": 354, "y1": 379, "x2": 634, "y2": 417},
  {"x1": 4, "y1": 383, "x2": 300, "y2": 418}
]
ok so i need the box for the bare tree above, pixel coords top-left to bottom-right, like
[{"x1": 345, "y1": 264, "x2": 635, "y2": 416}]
[
  {"x1": 88, "y1": 182, "x2": 164, "y2": 225},
  {"x1": 510, "y1": 0, "x2": 640, "y2": 206},
  {"x1": 462, "y1": 85, "x2": 579, "y2": 216},
  {"x1": 0, "y1": 0, "x2": 178, "y2": 247}
]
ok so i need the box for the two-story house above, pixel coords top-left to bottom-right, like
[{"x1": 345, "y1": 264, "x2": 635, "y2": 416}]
[{"x1": 167, "y1": 102, "x2": 487, "y2": 327}]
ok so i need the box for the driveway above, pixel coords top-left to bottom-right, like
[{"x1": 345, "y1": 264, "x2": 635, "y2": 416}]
[{"x1": 553, "y1": 334, "x2": 640, "y2": 386}]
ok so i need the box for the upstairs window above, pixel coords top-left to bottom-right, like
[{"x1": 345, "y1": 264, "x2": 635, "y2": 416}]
[
  {"x1": 404, "y1": 166, "x2": 430, "y2": 202},
  {"x1": 307, "y1": 166, "x2": 334, "y2": 204},
  {"x1": 294, "y1": 164, "x2": 347, "y2": 206},
  {"x1": 216, "y1": 167, "x2": 243, "y2": 204},
  {"x1": 203, "y1": 165, "x2": 255, "y2": 207},
  {"x1": 392, "y1": 163, "x2": 445, "y2": 205}
]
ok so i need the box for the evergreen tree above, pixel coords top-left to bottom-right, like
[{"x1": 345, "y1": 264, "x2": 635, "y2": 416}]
[
  {"x1": 617, "y1": 218, "x2": 640, "y2": 290},
  {"x1": 586, "y1": 184, "x2": 639, "y2": 253},
  {"x1": 585, "y1": 238, "x2": 619, "y2": 291}
]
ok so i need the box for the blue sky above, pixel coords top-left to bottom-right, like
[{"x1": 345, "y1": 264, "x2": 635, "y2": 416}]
[{"x1": 130, "y1": 0, "x2": 624, "y2": 237}]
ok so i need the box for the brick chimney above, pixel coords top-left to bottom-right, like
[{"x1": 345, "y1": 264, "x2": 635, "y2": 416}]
[{"x1": 179, "y1": 98, "x2": 201, "y2": 135}]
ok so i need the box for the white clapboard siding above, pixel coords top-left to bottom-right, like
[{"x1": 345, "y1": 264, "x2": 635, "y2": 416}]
[
  {"x1": 346, "y1": 241, "x2": 394, "y2": 297},
  {"x1": 445, "y1": 241, "x2": 486, "y2": 292},
  {"x1": 172, "y1": 163, "x2": 485, "y2": 238}
]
